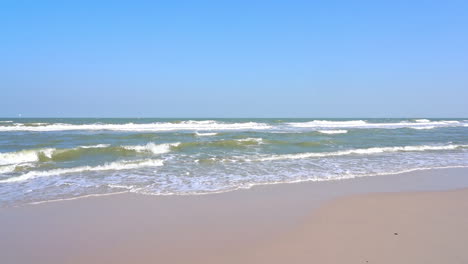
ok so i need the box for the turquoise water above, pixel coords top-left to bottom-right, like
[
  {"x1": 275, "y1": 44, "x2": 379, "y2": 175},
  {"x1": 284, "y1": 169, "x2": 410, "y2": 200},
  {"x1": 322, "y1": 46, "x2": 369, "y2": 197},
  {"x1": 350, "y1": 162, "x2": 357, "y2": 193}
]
[{"x1": 1, "y1": 118, "x2": 467, "y2": 206}]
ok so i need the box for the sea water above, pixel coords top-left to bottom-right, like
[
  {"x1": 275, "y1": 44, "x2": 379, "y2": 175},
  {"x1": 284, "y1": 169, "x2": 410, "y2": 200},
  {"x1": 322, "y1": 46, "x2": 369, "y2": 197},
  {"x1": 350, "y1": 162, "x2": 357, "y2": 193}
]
[{"x1": 0, "y1": 118, "x2": 467, "y2": 206}]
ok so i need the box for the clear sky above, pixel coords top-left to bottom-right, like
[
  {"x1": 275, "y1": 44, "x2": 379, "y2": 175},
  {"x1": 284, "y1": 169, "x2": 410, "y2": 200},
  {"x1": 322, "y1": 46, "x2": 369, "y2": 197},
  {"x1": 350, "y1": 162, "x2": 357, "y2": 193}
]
[{"x1": 1, "y1": 0, "x2": 467, "y2": 117}]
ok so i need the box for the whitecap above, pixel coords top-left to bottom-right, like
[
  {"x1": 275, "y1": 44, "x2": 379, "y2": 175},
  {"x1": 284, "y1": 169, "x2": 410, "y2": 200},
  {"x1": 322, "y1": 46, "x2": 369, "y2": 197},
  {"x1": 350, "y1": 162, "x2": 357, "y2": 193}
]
[
  {"x1": 0, "y1": 121, "x2": 272, "y2": 132},
  {"x1": 287, "y1": 120, "x2": 461, "y2": 129},
  {"x1": 411, "y1": 126, "x2": 436, "y2": 130},
  {"x1": 237, "y1": 138, "x2": 264, "y2": 144},
  {"x1": 123, "y1": 142, "x2": 180, "y2": 154},
  {"x1": 0, "y1": 148, "x2": 55, "y2": 166},
  {"x1": 256, "y1": 144, "x2": 468, "y2": 161},
  {"x1": 317, "y1": 130, "x2": 348, "y2": 134},
  {"x1": 0, "y1": 159, "x2": 164, "y2": 183},
  {"x1": 195, "y1": 132, "x2": 218, "y2": 136},
  {"x1": 79, "y1": 144, "x2": 111, "y2": 149}
]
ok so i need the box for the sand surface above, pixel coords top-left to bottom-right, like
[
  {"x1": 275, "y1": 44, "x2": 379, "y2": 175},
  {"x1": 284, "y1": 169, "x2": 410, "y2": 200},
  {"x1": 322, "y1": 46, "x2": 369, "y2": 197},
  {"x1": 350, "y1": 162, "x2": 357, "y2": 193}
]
[
  {"x1": 244, "y1": 188, "x2": 468, "y2": 264},
  {"x1": 1, "y1": 168, "x2": 468, "y2": 264}
]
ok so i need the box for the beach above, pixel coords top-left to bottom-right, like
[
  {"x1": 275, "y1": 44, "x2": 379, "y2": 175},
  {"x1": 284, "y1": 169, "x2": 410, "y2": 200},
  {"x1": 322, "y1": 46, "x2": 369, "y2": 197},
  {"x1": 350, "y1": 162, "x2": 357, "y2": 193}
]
[
  {"x1": 2, "y1": 167, "x2": 468, "y2": 264},
  {"x1": 3, "y1": 0, "x2": 468, "y2": 262}
]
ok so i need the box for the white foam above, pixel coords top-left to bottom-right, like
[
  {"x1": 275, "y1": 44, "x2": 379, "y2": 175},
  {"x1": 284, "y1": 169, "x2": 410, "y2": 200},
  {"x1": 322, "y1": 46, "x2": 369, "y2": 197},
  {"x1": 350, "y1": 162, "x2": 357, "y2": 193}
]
[
  {"x1": 0, "y1": 120, "x2": 13, "y2": 123},
  {"x1": 123, "y1": 142, "x2": 180, "y2": 154},
  {"x1": 0, "y1": 148, "x2": 55, "y2": 166},
  {"x1": 79, "y1": 144, "x2": 111, "y2": 148},
  {"x1": 411, "y1": 126, "x2": 436, "y2": 130},
  {"x1": 287, "y1": 120, "x2": 462, "y2": 129},
  {"x1": 414, "y1": 119, "x2": 431, "y2": 123},
  {"x1": 0, "y1": 165, "x2": 16, "y2": 174},
  {"x1": 24, "y1": 122, "x2": 50, "y2": 126},
  {"x1": 0, "y1": 142, "x2": 177, "y2": 167},
  {"x1": 318, "y1": 130, "x2": 348, "y2": 134},
  {"x1": 237, "y1": 138, "x2": 264, "y2": 144},
  {"x1": 0, "y1": 121, "x2": 272, "y2": 132},
  {"x1": 288, "y1": 120, "x2": 367, "y2": 128},
  {"x1": 256, "y1": 144, "x2": 468, "y2": 161},
  {"x1": 0, "y1": 159, "x2": 164, "y2": 183},
  {"x1": 195, "y1": 132, "x2": 218, "y2": 136}
]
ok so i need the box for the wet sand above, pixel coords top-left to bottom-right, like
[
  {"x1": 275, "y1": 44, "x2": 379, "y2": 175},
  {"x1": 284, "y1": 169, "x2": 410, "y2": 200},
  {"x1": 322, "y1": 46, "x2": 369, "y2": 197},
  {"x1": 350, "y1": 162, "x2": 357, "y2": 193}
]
[{"x1": 1, "y1": 168, "x2": 468, "y2": 264}]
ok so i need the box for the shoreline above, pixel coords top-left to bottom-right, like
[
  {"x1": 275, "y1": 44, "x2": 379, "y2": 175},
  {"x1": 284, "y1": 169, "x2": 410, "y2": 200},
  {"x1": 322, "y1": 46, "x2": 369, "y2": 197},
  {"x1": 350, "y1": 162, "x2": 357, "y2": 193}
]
[
  {"x1": 9, "y1": 165, "x2": 468, "y2": 208},
  {"x1": 1, "y1": 167, "x2": 468, "y2": 263}
]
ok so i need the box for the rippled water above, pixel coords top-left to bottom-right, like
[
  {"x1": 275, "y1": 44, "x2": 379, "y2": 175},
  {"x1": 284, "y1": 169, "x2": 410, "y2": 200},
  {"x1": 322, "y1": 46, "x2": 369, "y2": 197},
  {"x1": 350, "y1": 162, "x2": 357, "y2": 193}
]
[{"x1": 1, "y1": 118, "x2": 467, "y2": 206}]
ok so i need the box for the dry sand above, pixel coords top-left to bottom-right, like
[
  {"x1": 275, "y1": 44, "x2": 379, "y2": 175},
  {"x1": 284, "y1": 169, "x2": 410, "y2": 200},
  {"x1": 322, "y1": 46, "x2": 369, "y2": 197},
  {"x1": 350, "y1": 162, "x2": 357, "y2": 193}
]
[{"x1": 1, "y1": 168, "x2": 468, "y2": 264}]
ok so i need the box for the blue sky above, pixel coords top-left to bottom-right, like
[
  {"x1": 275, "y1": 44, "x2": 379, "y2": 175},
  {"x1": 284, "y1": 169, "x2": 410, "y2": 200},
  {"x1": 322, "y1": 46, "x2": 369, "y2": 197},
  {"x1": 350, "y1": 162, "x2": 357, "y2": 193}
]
[{"x1": 1, "y1": 0, "x2": 467, "y2": 117}]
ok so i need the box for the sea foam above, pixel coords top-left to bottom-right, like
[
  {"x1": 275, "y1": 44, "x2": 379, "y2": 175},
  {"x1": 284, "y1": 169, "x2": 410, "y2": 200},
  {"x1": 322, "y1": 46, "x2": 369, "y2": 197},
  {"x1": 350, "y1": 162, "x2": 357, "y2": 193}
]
[
  {"x1": 256, "y1": 144, "x2": 468, "y2": 161},
  {"x1": 318, "y1": 130, "x2": 348, "y2": 134},
  {"x1": 0, "y1": 142, "x2": 177, "y2": 166},
  {"x1": 0, "y1": 121, "x2": 272, "y2": 132},
  {"x1": 287, "y1": 120, "x2": 461, "y2": 129},
  {"x1": 123, "y1": 142, "x2": 180, "y2": 154},
  {"x1": 195, "y1": 132, "x2": 218, "y2": 136},
  {"x1": 0, "y1": 148, "x2": 55, "y2": 166},
  {"x1": 0, "y1": 159, "x2": 164, "y2": 183}
]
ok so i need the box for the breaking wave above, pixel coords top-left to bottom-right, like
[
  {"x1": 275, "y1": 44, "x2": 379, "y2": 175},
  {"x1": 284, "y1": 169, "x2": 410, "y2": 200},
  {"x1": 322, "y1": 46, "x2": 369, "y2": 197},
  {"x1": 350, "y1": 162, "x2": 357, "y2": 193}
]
[
  {"x1": 318, "y1": 130, "x2": 348, "y2": 134},
  {"x1": 255, "y1": 144, "x2": 468, "y2": 161},
  {"x1": 0, "y1": 143, "x2": 179, "y2": 166},
  {"x1": 287, "y1": 120, "x2": 461, "y2": 129},
  {"x1": 123, "y1": 142, "x2": 180, "y2": 154},
  {"x1": 0, "y1": 159, "x2": 164, "y2": 183},
  {"x1": 174, "y1": 138, "x2": 263, "y2": 150},
  {"x1": 195, "y1": 132, "x2": 218, "y2": 136},
  {"x1": 0, "y1": 120, "x2": 271, "y2": 132},
  {"x1": 411, "y1": 126, "x2": 436, "y2": 130}
]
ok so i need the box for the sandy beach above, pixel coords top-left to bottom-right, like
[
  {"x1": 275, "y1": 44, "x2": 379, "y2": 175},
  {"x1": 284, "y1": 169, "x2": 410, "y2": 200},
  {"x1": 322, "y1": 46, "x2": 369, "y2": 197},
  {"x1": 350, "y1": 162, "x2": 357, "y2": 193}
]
[{"x1": 1, "y1": 167, "x2": 468, "y2": 264}]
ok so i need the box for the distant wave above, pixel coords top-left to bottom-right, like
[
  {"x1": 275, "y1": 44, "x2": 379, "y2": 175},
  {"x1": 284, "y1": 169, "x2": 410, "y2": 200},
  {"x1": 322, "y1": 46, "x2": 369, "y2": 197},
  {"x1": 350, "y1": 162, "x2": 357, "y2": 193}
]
[
  {"x1": 317, "y1": 130, "x2": 348, "y2": 134},
  {"x1": 79, "y1": 144, "x2": 111, "y2": 148},
  {"x1": 411, "y1": 126, "x2": 436, "y2": 130},
  {"x1": 1, "y1": 119, "x2": 465, "y2": 132},
  {"x1": 287, "y1": 120, "x2": 462, "y2": 129},
  {"x1": 288, "y1": 120, "x2": 367, "y2": 127},
  {"x1": 0, "y1": 159, "x2": 164, "y2": 183},
  {"x1": 174, "y1": 138, "x2": 263, "y2": 150},
  {"x1": 0, "y1": 120, "x2": 13, "y2": 123},
  {"x1": 0, "y1": 120, "x2": 272, "y2": 132},
  {"x1": 195, "y1": 132, "x2": 218, "y2": 136},
  {"x1": 255, "y1": 144, "x2": 468, "y2": 161}
]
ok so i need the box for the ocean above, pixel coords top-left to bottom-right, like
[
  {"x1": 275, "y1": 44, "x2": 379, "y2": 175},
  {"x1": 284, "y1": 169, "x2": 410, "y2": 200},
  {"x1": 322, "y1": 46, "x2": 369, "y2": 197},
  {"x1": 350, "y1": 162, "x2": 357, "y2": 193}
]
[{"x1": 1, "y1": 118, "x2": 467, "y2": 206}]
